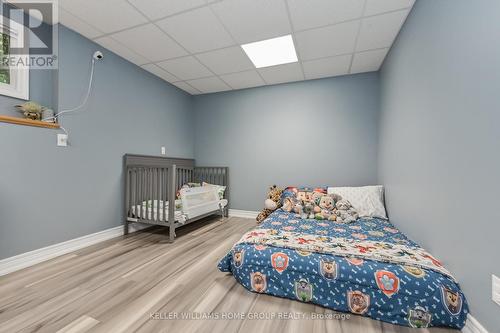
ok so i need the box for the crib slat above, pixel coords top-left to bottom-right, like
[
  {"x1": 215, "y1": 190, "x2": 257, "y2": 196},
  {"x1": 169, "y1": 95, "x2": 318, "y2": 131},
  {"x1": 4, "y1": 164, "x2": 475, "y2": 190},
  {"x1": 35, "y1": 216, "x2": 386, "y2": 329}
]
[
  {"x1": 159, "y1": 168, "x2": 162, "y2": 222},
  {"x1": 150, "y1": 168, "x2": 154, "y2": 221},
  {"x1": 156, "y1": 168, "x2": 159, "y2": 222},
  {"x1": 168, "y1": 165, "x2": 176, "y2": 242},
  {"x1": 144, "y1": 168, "x2": 148, "y2": 220},
  {"x1": 127, "y1": 169, "x2": 131, "y2": 218},
  {"x1": 160, "y1": 168, "x2": 164, "y2": 222},
  {"x1": 166, "y1": 167, "x2": 169, "y2": 223},
  {"x1": 143, "y1": 168, "x2": 147, "y2": 219},
  {"x1": 134, "y1": 169, "x2": 138, "y2": 218},
  {"x1": 165, "y1": 167, "x2": 168, "y2": 222},
  {"x1": 142, "y1": 168, "x2": 146, "y2": 220},
  {"x1": 138, "y1": 168, "x2": 142, "y2": 219},
  {"x1": 152, "y1": 168, "x2": 155, "y2": 221}
]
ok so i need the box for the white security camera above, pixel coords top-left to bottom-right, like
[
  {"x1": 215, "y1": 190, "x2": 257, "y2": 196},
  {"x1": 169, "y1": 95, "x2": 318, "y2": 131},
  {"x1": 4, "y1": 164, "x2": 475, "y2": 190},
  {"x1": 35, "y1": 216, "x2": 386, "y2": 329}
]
[{"x1": 93, "y1": 51, "x2": 104, "y2": 60}]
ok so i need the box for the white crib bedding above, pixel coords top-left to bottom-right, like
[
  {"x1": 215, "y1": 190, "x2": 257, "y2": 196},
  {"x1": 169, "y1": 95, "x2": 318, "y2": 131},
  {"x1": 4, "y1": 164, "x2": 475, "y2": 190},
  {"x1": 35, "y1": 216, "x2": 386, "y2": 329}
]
[
  {"x1": 130, "y1": 198, "x2": 227, "y2": 224},
  {"x1": 131, "y1": 200, "x2": 185, "y2": 223}
]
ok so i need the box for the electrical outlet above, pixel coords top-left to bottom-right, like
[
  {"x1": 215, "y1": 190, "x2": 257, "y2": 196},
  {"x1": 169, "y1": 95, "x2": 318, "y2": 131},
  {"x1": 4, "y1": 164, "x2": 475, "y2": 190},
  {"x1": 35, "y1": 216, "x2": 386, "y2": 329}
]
[
  {"x1": 57, "y1": 134, "x2": 68, "y2": 147},
  {"x1": 161, "y1": 146, "x2": 166, "y2": 155},
  {"x1": 493, "y1": 275, "x2": 500, "y2": 306}
]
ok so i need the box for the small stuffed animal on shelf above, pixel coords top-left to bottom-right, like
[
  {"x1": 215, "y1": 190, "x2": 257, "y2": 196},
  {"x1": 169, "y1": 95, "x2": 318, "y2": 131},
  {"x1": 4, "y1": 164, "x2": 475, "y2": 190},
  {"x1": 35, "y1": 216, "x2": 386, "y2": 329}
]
[
  {"x1": 256, "y1": 185, "x2": 283, "y2": 223},
  {"x1": 15, "y1": 101, "x2": 44, "y2": 120},
  {"x1": 335, "y1": 199, "x2": 359, "y2": 223}
]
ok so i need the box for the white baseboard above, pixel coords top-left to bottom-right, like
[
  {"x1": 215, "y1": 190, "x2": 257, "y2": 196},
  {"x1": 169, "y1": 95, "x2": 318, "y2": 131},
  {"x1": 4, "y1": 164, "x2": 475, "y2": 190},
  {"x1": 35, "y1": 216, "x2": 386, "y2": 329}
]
[
  {"x1": 228, "y1": 209, "x2": 259, "y2": 219},
  {"x1": 0, "y1": 223, "x2": 150, "y2": 277},
  {"x1": 463, "y1": 314, "x2": 489, "y2": 333}
]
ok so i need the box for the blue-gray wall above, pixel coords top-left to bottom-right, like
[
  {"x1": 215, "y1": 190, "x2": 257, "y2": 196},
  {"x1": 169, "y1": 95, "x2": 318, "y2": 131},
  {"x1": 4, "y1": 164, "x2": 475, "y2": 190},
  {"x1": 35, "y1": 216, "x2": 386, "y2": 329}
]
[
  {"x1": 193, "y1": 73, "x2": 380, "y2": 211},
  {"x1": 0, "y1": 25, "x2": 194, "y2": 259},
  {"x1": 378, "y1": 0, "x2": 500, "y2": 330}
]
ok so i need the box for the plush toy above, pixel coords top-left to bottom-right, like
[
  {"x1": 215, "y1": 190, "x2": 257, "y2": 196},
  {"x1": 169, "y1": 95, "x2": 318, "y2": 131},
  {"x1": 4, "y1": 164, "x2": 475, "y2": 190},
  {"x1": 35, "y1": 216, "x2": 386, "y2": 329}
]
[
  {"x1": 283, "y1": 197, "x2": 308, "y2": 218},
  {"x1": 283, "y1": 189, "x2": 315, "y2": 219},
  {"x1": 282, "y1": 196, "x2": 296, "y2": 213},
  {"x1": 256, "y1": 185, "x2": 283, "y2": 223},
  {"x1": 314, "y1": 194, "x2": 335, "y2": 220},
  {"x1": 302, "y1": 201, "x2": 315, "y2": 219},
  {"x1": 314, "y1": 193, "x2": 343, "y2": 221},
  {"x1": 335, "y1": 199, "x2": 359, "y2": 223},
  {"x1": 282, "y1": 187, "x2": 335, "y2": 220},
  {"x1": 15, "y1": 101, "x2": 44, "y2": 120},
  {"x1": 295, "y1": 189, "x2": 311, "y2": 202}
]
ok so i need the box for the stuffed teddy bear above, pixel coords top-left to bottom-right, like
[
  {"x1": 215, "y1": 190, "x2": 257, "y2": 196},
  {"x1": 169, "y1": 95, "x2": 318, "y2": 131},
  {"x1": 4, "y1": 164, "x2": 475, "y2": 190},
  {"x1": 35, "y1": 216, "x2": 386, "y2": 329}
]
[
  {"x1": 256, "y1": 185, "x2": 283, "y2": 223},
  {"x1": 335, "y1": 199, "x2": 359, "y2": 223}
]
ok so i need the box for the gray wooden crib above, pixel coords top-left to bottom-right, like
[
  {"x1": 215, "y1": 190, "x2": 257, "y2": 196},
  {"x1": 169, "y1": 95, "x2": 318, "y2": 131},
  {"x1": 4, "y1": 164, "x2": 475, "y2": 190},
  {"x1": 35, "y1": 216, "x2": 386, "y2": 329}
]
[{"x1": 123, "y1": 154, "x2": 229, "y2": 242}]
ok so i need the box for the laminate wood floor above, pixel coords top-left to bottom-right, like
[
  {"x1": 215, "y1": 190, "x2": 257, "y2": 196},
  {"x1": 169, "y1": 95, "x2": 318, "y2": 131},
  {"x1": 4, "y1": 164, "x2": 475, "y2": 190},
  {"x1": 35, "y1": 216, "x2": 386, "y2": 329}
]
[{"x1": 0, "y1": 217, "x2": 458, "y2": 333}]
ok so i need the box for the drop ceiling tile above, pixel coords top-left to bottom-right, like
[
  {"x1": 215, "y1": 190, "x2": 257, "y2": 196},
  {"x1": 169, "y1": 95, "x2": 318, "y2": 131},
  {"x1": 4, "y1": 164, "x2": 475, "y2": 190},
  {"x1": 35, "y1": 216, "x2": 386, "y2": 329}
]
[
  {"x1": 257, "y1": 62, "x2": 303, "y2": 85},
  {"x1": 356, "y1": 10, "x2": 409, "y2": 51},
  {"x1": 351, "y1": 48, "x2": 389, "y2": 74},
  {"x1": 128, "y1": 0, "x2": 206, "y2": 20},
  {"x1": 170, "y1": 81, "x2": 201, "y2": 95},
  {"x1": 220, "y1": 70, "x2": 265, "y2": 90},
  {"x1": 156, "y1": 7, "x2": 234, "y2": 53},
  {"x1": 94, "y1": 36, "x2": 150, "y2": 65},
  {"x1": 364, "y1": 0, "x2": 415, "y2": 16},
  {"x1": 109, "y1": 24, "x2": 187, "y2": 62},
  {"x1": 211, "y1": 0, "x2": 291, "y2": 44},
  {"x1": 59, "y1": 0, "x2": 147, "y2": 34},
  {"x1": 196, "y1": 46, "x2": 254, "y2": 75},
  {"x1": 141, "y1": 64, "x2": 179, "y2": 82},
  {"x1": 302, "y1": 54, "x2": 351, "y2": 80},
  {"x1": 157, "y1": 56, "x2": 213, "y2": 80},
  {"x1": 59, "y1": 8, "x2": 104, "y2": 39},
  {"x1": 294, "y1": 20, "x2": 359, "y2": 61},
  {"x1": 186, "y1": 77, "x2": 232, "y2": 94},
  {"x1": 287, "y1": 0, "x2": 364, "y2": 31}
]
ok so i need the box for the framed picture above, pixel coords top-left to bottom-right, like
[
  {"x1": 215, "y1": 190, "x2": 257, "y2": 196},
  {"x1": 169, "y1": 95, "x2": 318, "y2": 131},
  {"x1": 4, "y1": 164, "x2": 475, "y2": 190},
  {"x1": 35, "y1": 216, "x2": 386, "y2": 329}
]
[{"x1": 0, "y1": 16, "x2": 29, "y2": 100}]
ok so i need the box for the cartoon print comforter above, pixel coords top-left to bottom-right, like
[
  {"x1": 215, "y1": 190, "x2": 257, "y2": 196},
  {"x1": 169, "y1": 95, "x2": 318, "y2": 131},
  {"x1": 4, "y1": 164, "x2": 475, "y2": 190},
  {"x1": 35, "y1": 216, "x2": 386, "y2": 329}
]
[{"x1": 218, "y1": 210, "x2": 468, "y2": 329}]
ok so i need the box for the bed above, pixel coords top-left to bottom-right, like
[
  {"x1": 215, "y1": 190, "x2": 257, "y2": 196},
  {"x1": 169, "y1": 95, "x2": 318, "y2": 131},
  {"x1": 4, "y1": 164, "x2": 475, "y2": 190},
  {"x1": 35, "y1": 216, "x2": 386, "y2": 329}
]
[
  {"x1": 218, "y1": 209, "x2": 469, "y2": 329},
  {"x1": 124, "y1": 154, "x2": 228, "y2": 242}
]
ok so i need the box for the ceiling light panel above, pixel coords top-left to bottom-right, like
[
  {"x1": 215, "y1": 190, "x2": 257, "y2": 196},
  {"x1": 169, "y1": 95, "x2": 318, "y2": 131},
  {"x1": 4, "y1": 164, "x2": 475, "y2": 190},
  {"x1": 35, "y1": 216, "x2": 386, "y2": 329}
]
[{"x1": 241, "y1": 35, "x2": 298, "y2": 68}]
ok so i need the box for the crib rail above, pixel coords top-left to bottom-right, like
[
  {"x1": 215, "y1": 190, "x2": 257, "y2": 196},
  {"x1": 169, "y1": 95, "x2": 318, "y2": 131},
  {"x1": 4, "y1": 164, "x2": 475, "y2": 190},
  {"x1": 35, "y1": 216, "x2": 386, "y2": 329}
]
[{"x1": 194, "y1": 167, "x2": 228, "y2": 189}]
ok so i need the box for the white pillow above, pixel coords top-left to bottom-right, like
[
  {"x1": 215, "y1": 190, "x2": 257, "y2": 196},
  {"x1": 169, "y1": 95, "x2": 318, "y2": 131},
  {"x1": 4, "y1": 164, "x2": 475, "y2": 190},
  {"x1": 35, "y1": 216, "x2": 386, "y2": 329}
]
[{"x1": 327, "y1": 185, "x2": 387, "y2": 219}]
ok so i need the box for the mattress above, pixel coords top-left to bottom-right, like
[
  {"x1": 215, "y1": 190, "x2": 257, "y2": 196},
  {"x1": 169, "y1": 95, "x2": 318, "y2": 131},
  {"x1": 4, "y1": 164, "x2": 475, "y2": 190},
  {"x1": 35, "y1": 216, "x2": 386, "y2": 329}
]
[{"x1": 218, "y1": 210, "x2": 468, "y2": 329}]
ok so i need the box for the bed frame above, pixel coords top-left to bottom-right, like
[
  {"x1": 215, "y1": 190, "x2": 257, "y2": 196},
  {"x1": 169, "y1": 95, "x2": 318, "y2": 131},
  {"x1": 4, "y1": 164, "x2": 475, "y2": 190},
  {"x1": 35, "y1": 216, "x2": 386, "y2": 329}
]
[{"x1": 123, "y1": 154, "x2": 229, "y2": 242}]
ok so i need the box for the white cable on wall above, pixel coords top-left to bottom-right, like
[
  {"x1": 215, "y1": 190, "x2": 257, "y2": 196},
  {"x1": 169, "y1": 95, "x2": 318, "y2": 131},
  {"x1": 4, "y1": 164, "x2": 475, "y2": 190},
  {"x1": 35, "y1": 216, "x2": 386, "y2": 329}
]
[{"x1": 43, "y1": 51, "x2": 103, "y2": 138}]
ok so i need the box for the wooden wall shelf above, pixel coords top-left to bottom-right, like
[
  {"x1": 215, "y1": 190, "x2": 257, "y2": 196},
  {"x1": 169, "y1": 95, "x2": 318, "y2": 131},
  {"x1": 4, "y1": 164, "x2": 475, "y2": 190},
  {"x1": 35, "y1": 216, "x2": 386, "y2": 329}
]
[{"x1": 0, "y1": 115, "x2": 60, "y2": 129}]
